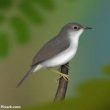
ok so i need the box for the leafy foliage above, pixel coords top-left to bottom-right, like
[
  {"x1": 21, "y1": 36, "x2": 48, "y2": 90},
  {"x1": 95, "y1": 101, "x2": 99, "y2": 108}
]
[
  {"x1": 11, "y1": 16, "x2": 30, "y2": 44},
  {"x1": 0, "y1": 0, "x2": 12, "y2": 9},
  {"x1": 0, "y1": 32, "x2": 9, "y2": 58},
  {"x1": 34, "y1": 0, "x2": 55, "y2": 11},
  {"x1": 19, "y1": 2, "x2": 44, "y2": 24},
  {"x1": 0, "y1": 0, "x2": 55, "y2": 58}
]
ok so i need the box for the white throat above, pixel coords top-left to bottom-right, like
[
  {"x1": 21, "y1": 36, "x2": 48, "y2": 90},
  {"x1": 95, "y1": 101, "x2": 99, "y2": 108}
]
[{"x1": 69, "y1": 29, "x2": 84, "y2": 46}]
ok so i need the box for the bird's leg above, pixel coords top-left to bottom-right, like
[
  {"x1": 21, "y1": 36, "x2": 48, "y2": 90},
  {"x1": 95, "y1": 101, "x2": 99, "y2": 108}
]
[
  {"x1": 64, "y1": 64, "x2": 69, "y2": 68},
  {"x1": 58, "y1": 64, "x2": 71, "y2": 74},
  {"x1": 49, "y1": 69, "x2": 69, "y2": 81}
]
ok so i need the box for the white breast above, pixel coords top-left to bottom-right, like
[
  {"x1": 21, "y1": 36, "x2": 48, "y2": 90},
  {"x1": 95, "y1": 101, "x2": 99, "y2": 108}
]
[{"x1": 42, "y1": 29, "x2": 84, "y2": 67}]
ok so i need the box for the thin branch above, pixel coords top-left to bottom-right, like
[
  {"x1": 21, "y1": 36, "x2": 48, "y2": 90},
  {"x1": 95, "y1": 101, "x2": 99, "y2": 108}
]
[{"x1": 54, "y1": 62, "x2": 69, "y2": 101}]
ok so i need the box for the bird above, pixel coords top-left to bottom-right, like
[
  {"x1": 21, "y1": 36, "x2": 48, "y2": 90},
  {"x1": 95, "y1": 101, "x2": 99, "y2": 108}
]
[{"x1": 16, "y1": 22, "x2": 92, "y2": 88}]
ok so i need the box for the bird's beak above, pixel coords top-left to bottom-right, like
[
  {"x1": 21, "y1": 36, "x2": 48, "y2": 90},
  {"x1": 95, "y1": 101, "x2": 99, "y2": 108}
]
[{"x1": 84, "y1": 26, "x2": 92, "y2": 30}]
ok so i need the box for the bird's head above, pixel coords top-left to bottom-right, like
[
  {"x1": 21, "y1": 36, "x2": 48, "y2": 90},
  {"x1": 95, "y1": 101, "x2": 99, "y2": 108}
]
[{"x1": 60, "y1": 23, "x2": 92, "y2": 38}]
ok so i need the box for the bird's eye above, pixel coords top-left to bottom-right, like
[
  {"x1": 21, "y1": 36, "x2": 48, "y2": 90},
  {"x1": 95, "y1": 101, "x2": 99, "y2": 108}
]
[{"x1": 73, "y1": 26, "x2": 78, "y2": 30}]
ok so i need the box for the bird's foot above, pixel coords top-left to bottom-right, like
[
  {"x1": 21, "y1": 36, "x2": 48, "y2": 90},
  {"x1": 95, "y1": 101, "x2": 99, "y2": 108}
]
[
  {"x1": 58, "y1": 72, "x2": 69, "y2": 81},
  {"x1": 49, "y1": 69, "x2": 69, "y2": 81}
]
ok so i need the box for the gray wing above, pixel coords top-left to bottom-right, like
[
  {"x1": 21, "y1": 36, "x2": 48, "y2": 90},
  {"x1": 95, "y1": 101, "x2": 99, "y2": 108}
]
[{"x1": 32, "y1": 36, "x2": 70, "y2": 66}]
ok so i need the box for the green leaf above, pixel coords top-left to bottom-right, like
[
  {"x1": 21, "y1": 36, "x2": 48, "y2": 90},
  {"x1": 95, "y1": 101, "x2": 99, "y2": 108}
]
[
  {"x1": 19, "y1": 2, "x2": 43, "y2": 24},
  {"x1": 0, "y1": 15, "x2": 5, "y2": 23},
  {"x1": 11, "y1": 16, "x2": 30, "y2": 44},
  {"x1": 0, "y1": 0, "x2": 12, "y2": 9},
  {"x1": 0, "y1": 32, "x2": 9, "y2": 58},
  {"x1": 34, "y1": 0, "x2": 55, "y2": 11}
]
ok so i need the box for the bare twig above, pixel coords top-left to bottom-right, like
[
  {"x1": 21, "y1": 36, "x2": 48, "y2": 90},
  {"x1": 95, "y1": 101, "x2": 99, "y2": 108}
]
[{"x1": 54, "y1": 62, "x2": 69, "y2": 101}]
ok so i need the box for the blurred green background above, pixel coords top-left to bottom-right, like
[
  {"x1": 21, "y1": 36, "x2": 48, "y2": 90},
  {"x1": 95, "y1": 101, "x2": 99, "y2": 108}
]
[{"x1": 0, "y1": 0, "x2": 110, "y2": 110}]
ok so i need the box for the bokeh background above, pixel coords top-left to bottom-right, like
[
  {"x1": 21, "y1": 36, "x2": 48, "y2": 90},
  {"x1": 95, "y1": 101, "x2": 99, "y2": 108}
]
[{"x1": 0, "y1": 0, "x2": 110, "y2": 110}]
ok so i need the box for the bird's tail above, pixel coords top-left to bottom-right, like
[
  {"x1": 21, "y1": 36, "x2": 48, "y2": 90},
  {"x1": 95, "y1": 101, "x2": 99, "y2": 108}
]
[{"x1": 16, "y1": 65, "x2": 42, "y2": 88}]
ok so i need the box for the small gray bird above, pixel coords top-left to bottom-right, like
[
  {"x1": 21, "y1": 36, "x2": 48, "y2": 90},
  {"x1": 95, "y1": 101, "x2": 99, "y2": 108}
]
[{"x1": 16, "y1": 23, "x2": 92, "y2": 88}]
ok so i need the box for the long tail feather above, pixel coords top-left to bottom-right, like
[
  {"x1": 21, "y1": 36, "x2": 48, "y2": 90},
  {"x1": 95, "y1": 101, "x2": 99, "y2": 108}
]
[
  {"x1": 16, "y1": 64, "x2": 43, "y2": 88},
  {"x1": 16, "y1": 68, "x2": 34, "y2": 88}
]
